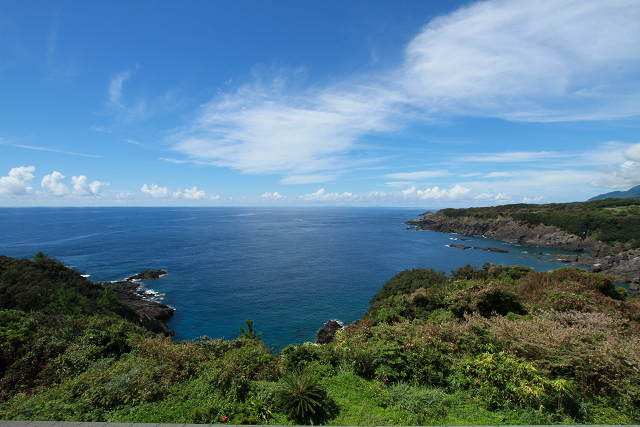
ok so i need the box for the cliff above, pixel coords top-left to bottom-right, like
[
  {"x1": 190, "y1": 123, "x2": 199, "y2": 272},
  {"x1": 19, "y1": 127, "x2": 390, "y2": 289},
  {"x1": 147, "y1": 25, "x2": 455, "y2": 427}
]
[{"x1": 406, "y1": 211, "x2": 640, "y2": 288}]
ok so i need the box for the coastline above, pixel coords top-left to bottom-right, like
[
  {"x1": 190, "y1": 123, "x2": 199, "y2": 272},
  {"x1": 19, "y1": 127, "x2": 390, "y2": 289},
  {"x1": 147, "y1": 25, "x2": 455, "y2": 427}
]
[
  {"x1": 100, "y1": 270, "x2": 175, "y2": 336},
  {"x1": 406, "y1": 211, "x2": 640, "y2": 289}
]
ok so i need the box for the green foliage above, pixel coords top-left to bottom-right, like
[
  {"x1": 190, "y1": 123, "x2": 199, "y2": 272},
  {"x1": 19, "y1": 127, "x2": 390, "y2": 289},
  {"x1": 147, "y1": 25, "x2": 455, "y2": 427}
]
[
  {"x1": 439, "y1": 198, "x2": 640, "y2": 247},
  {"x1": 369, "y1": 268, "x2": 447, "y2": 304},
  {"x1": 2, "y1": 255, "x2": 639, "y2": 425},
  {"x1": 275, "y1": 368, "x2": 330, "y2": 424},
  {"x1": 239, "y1": 317, "x2": 262, "y2": 340}
]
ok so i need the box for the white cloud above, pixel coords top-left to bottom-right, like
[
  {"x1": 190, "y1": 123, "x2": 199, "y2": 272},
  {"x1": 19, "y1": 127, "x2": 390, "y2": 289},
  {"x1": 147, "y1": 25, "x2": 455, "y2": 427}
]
[
  {"x1": 182, "y1": 186, "x2": 207, "y2": 199},
  {"x1": 107, "y1": 67, "x2": 137, "y2": 109},
  {"x1": 589, "y1": 143, "x2": 640, "y2": 188},
  {"x1": 484, "y1": 171, "x2": 512, "y2": 178},
  {"x1": 402, "y1": 0, "x2": 640, "y2": 121},
  {"x1": 385, "y1": 170, "x2": 450, "y2": 180},
  {"x1": 0, "y1": 166, "x2": 35, "y2": 195},
  {"x1": 402, "y1": 184, "x2": 471, "y2": 200},
  {"x1": 141, "y1": 183, "x2": 169, "y2": 198},
  {"x1": 523, "y1": 196, "x2": 544, "y2": 203},
  {"x1": 300, "y1": 188, "x2": 357, "y2": 203},
  {"x1": 461, "y1": 151, "x2": 566, "y2": 163},
  {"x1": 168, "y1": 0, "x2": 639, "y2": 186},
  {"x1": 262, "y1": 191, "x2": 286, "y2": 200},
  {"x1": 72, "y1": 175, "x2": 109, "y2": 197},
  {"x1": 170, "y1": 72, "x2": 402, "y2": 179},
  {"x1": 41, "y1": 171, "x2": 69, "y2": 196},
  {"x1": 116, "y1": 191, "x2": 133, "y2": 200},
  {"x1": 624, "y1": 143, "x2": 640, "y2": 162}
]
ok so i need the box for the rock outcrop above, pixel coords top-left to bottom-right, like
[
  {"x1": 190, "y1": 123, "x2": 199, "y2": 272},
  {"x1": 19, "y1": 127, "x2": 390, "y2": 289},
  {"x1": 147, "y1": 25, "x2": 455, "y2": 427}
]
[
  {"x1": 127, "y1": 270, "x2": 167, "y2": 281},
  {"x1": 100, "y1": 271, "x2": 175, "y2": 336},
  {"x1": 315, "y1": 320, "x2": 343, "y2": 344},
  {"x1": 407, "y1": 211, "x2": 640, "y2": 288}
]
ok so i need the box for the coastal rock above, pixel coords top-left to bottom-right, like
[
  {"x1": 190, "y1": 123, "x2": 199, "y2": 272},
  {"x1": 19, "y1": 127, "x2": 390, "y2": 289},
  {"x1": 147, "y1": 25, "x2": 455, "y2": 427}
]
[
  {"x1": 101, "y1": 270, "x2": 174, "y2": 336},
  {"x1": 127, "y1": 270, "x2": 167, "y2": 281},
  {"x1": 315, "y1": 320, "x2": 343, "y2": 344},
  {"x1": 473, "y1": 247, "x2": 509, "y2": 253},
  {"x1": 406, "y1": 211, "x2": 640, "y2": 284},
  {"x1": 448, "y1": 244, "x2": 471, "y2": 250}
]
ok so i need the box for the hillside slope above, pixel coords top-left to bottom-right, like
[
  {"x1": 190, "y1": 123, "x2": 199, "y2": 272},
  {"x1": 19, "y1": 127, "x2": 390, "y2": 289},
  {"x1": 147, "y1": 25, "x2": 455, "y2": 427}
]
[{"x1": 405, "y1": 199, "x2": 640, "y2": 285}]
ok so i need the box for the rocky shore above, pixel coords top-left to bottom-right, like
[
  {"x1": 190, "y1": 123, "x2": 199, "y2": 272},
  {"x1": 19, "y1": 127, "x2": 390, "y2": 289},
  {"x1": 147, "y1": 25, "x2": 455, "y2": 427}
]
[
  {"x1": 406, "y1": 211, "x2": 640, "y2": 289},
  {"x1": 99, "y1": 270, "x2": 175, "y2": 336}
]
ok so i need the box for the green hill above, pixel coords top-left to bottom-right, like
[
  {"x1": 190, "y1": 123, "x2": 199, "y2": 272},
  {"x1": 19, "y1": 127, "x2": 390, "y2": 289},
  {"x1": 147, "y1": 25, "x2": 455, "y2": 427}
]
[
  {"x1": 588, "y1": 184, "x2": 640, "y2": 201},
  {"x1": 1, "y1": 254, "x2": 639, "y2": 425},
  {"x1": 438, "y1": 198, "x2": 640, "y2": 248}
]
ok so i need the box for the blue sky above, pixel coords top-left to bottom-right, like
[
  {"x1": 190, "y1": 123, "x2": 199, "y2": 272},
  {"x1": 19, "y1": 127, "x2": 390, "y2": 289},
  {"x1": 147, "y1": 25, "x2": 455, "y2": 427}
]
[{"x1": 1, "y1": 0, "x2": 639, "y2": 207}]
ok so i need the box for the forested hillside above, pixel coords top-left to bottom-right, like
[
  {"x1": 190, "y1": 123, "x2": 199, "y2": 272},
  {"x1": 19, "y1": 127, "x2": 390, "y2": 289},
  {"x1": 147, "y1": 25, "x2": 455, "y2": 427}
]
[
  {"x1": 1, "y1": 255, "x2": 639, "y2": 425},
  {"x1": 437, "y1": 198, "x2": 640, "y2": 247}
]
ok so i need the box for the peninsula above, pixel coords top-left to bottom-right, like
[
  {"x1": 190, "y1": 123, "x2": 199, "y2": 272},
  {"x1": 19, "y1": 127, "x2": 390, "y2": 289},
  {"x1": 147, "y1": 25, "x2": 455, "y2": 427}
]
[{"x1": 405, "y1": 198, "x2": 640, "y2": 288}]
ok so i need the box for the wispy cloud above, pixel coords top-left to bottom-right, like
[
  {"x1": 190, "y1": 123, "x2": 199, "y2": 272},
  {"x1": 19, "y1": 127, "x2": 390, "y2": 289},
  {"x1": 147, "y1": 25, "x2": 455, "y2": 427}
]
[
  {"x1": 171, "y1": 70, "x2": 403, "y2": 178},
  {"x1": 0, "y1": 140, "x2": 102, "y2": 158},
  {"x1": 401, "y1": 0, "x2": 640, "y2": 121},
  {"x1": 169, "y1": 0, "x2": 639, "y2": 184},
  {"x1": 385, "y1": 170, "x2": 450, "y2": 180},
  {"x1": 461, "y1": 151, "x2": 568, "y2": 163},
  {"x1": 107, "y1": 66, "x2": 138, "y2": 109}
]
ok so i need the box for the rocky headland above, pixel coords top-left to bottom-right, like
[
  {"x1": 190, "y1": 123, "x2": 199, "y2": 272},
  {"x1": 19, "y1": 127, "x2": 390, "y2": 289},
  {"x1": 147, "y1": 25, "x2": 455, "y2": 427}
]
[
  {"x1": 406, "y1": 211, "x2": 640, "y2": 289},
  {"x1": 100, "y1": 270, "x2": 175, "y2": 336}
]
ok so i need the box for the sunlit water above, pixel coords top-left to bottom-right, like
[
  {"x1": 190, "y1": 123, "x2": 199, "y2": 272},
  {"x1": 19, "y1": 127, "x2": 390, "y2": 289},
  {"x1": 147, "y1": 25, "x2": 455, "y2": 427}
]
[{"x1": 0, "y1": 207, "x2": 592, "y2": 350}]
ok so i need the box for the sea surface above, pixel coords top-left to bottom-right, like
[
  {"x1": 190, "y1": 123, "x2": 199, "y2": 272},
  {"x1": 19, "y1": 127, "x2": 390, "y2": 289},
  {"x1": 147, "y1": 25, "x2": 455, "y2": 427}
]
[{"x1": 0, "y1": 207, "x2": 589, "y2": 350}]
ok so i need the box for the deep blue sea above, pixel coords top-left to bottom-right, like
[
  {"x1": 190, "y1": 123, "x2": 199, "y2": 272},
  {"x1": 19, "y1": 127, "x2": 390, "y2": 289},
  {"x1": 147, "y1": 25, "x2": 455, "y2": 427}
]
[{"x1": 0, "y1": 207, "x2": 588, "y2": 350}]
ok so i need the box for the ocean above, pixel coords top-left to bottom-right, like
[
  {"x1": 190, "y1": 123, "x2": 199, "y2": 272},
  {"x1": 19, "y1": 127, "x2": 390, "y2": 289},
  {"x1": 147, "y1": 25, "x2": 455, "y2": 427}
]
[{"x1": 0, "y1": 207, "x2": 588, "y2": 350}]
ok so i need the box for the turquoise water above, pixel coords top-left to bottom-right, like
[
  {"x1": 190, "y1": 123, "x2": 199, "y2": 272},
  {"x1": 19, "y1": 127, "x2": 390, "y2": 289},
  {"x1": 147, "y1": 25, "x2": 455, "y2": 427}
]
[{"x1": 0, "y1": 207, "x2": 588, "y2": 350}]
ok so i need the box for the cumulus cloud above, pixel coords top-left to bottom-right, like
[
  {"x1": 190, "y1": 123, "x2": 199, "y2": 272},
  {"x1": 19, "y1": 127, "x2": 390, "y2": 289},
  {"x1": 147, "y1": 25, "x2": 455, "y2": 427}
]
[
  {"x1": 261, "y1": 191, "x2": 286, "y2": 200},
  {"x1": 41, "y1": 171, "x2": 69, "y2": 196},
  {"x1": 0, "y1": 166, "x2": 35, "y2": 195},
  {"x1": 141, "y1": 184, "x2": 169, "y2": 198},
  {"x1": 300, "y1": 188, "x2": 357, "y2": 203},
  {"x1": 72, "y1": 175, "x2": 109, "y2": 196},
  {"x1": 177, "y1": 186, "x2": 207, "y2": 199},
  {"x1": 402, "y1": 184, "x2": 471, "y2": 200},
  {"x1": 590, "y1": 143, "x2": 640, "y2": 188}
]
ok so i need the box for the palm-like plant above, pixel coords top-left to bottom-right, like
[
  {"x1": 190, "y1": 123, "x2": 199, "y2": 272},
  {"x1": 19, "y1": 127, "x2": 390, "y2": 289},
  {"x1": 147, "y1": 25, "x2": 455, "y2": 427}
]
[{"x1": 275, "y1": 369, "x2": 326, "y2": 424}]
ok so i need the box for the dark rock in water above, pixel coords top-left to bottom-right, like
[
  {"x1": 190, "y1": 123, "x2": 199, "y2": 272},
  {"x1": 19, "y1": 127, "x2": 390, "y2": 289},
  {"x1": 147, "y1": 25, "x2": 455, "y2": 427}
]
[
  {"x1": 315, "y1": 320, "x2": 343, "y2": 344},
  {"x1": 405, "y1": 210, "x2": 640, "y2": 283},
  {"x1": 127, "y1": 270, "x2": 167, "y2": 281},
  {"x1": 451, "y1": 237, "x2": 472, "y2": 241},
  {"x1": 473, "y1": 247, "x2": 509, "y2": 253},
  {"x1": 551, "y1": 254, "x2": 579, "y2": 263},
  {"x1": 100, "y1": 270, "x2": 174, "y2": 336},
  {"x1": 448, "y1": 244, "x2": 472, "y2": 250}
]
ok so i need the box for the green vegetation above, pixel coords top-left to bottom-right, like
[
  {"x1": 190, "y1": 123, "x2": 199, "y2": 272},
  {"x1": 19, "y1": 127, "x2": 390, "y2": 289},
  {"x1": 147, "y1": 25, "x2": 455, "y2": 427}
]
[
  {"x1": 438, "y1": 198, "x2": 640, "y2": 248},
  {"x1": 1, "y1": 254, "x2": 639, "y2": 424}
]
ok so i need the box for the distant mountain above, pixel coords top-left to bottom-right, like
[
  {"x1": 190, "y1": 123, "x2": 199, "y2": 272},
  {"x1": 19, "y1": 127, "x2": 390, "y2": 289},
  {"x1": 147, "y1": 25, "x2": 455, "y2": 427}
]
[{"x1": 588, "y1": 184, "x2": 640, "y2": 201}]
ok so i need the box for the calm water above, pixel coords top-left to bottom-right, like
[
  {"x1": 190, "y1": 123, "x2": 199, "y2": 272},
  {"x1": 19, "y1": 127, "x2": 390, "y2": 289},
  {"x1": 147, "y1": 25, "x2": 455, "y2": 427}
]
[{"x1": 0, "y1": 207, "x2": 585, "y2": 349}]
